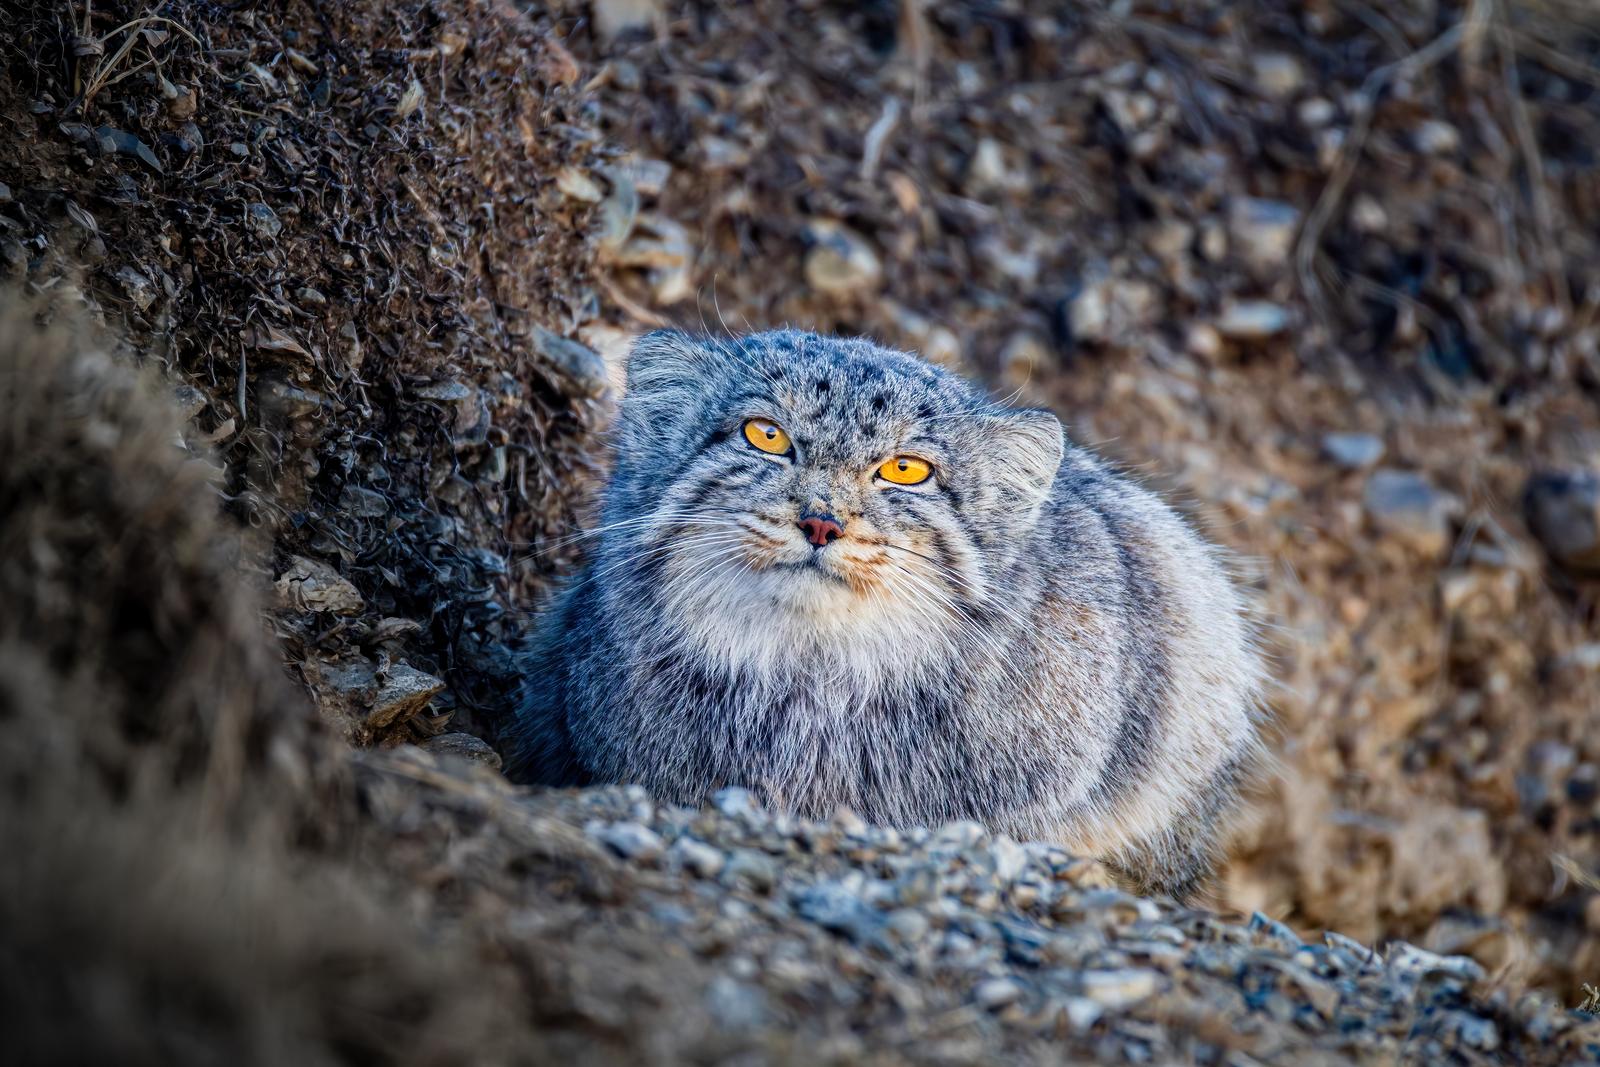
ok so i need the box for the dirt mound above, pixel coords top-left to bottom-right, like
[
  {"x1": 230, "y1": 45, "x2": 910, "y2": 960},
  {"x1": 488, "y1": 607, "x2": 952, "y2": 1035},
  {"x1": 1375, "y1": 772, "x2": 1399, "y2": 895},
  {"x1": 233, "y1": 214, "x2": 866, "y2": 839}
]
[{"x1": 0, "y1": 0, "x2": 610, "y2": 745}]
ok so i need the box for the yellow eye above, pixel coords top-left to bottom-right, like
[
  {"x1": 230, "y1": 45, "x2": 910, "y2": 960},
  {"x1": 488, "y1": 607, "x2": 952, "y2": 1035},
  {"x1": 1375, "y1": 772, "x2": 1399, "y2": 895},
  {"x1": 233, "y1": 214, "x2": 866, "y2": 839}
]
[
  {"x1": 742, "y1": 418, "x2": 792, "y2": 455},
  {"x1": 877, "y1": 455, "x2": 933, "y2": 485}
]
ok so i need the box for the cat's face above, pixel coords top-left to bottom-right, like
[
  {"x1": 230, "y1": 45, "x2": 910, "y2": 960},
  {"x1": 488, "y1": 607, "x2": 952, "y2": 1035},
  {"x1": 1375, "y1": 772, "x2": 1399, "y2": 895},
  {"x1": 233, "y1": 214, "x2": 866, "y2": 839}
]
[{"x1": 603, "y1": 331, "x2": 1063, "y2": 669}]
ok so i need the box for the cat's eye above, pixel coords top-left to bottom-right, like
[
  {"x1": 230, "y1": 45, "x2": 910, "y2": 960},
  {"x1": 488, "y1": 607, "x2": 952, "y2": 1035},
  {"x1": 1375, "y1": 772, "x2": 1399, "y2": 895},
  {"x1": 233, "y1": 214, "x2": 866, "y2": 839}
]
[
  {"x1": 877, "y1": 455, "x2": 933, "y2": 486},
  {"x1": 742, "y1": 418, "x2": 792, "y2": 455}
]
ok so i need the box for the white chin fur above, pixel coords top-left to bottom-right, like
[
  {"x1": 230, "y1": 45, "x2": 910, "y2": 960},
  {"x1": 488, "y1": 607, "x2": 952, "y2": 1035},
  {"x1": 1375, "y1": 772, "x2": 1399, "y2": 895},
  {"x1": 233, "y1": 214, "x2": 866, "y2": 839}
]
[{"x1": 657, "y1": 546, "x2": 957, "y2": 678}]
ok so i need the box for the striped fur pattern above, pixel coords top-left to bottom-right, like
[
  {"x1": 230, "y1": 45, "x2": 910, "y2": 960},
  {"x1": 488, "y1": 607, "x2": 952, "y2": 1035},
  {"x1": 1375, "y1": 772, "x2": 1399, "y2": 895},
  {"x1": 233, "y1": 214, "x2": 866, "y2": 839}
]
[{"x1": 507, "y1": 330, "x2": 1263, "y2": 897}]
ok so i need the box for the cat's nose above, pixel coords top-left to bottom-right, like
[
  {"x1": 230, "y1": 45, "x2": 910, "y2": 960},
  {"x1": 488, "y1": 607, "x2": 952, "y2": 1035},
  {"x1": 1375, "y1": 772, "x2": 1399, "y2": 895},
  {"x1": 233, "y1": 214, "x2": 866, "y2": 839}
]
[{"x1": 797, "y1": 511, "x2": 844, "y2": 548}]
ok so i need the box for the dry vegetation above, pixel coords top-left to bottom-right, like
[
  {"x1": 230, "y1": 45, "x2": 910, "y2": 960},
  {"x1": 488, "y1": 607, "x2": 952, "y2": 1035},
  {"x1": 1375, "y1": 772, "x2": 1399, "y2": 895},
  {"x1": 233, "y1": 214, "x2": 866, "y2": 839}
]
[{"x1": 2, "y1": 0, "x2": 1600, "y2": 1062}]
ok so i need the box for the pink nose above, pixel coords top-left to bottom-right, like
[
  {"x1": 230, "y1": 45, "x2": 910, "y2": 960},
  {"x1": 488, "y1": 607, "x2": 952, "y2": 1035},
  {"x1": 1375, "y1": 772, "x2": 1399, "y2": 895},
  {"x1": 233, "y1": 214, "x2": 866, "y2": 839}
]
[{"x1": 798, "y1": 512, "x2": 844, "y2": 547}]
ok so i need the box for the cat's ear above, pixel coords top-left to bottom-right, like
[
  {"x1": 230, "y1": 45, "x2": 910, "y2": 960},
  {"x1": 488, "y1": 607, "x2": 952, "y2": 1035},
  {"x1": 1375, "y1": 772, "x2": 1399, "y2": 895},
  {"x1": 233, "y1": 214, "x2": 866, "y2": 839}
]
[
  {"x1": 621, "y1": 330, "x2": 722, "y2": 430},
  {"x1": 988, "y1": 408, "x2": 1065, "y2": 510},
  {"x1": 625, "y1": 330, "x2": 716, "y2": 398}
]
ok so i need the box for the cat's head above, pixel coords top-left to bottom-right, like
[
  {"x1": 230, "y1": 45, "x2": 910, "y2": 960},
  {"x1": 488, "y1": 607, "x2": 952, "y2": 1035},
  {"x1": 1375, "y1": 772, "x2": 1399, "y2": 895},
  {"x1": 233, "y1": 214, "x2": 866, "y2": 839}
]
[{"x1": 601, "y1": 330, "x2": 1063, "y2": 666}]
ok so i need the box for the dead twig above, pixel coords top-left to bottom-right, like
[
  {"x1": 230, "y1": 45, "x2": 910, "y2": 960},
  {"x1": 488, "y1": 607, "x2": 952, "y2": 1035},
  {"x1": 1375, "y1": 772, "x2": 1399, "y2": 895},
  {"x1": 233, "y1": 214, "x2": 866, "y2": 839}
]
[
  {"x1": 1495, "y1": 10, "x2": 1569, "y2": 314},
  {"x1": 1294, "y1": 3, "x2": 1490, "y2": 319}
]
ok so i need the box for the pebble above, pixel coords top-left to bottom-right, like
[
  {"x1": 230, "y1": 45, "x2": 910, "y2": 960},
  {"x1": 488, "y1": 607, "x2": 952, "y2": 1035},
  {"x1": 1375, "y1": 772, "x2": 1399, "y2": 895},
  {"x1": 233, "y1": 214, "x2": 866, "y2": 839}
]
[
  {"x1": 1079, "y1": 968, "x2": 1162, "y2": 1008},
  {"x1": 1414, "y1": 120, "x2": 1460, "y2": 156},
  {"x1": 1227, "y1": 197, "x2": 1300, "y2": 274},
  {"x1": 713, "y1": 787, "x2": 764, "y2": 820},
  {"x1": 1321, "y1": 432, "x2": 1385, "y2": 470},
  {"x1": 245, "y1": 202, "x2": 282, "y2": 239},
  {"x1": 593, "y1": 0, "x2": 661, "y2": 42},
  {"x1": 1215, "y1": 300, "x2": 1290, "y2": 339},
  {"x1": 974, "y1": 977, "x2": 1024, "y2": 1010},
  {"x1": 275, "y1": 556, "x2": 365, "y2": 615},
  {"x1": 1364, "y1": 469, "x2": 1461, "y2": 557},
  {"x1": 592, "y1": 821, "x2": 666, "y2": 862},
  {"x1": 1251, "y1": 53, "x2": 1304, "y2": 98},
  {"x1": 366, "y1": 662, "x2": 445, "y2": 729},
  {"x1": 422, "y1": 732, "x2": 502, "y2": 769},
  {"x1": 794, "y1": 879, "x2": 884, "y2": 942},
  {"x1": 529, "y1": 326, "x2": 610, "y2": 399},
  {"x1": 113, "y1": 266, "x2": 157, "y2": 311},
  {"x1": 1068, "y1": 277, "x2": 1159, "y2": 344},
  {"x1": 670, "y1": 836, "x2": 726, "y2": 878},
  {"x1": 721, "y1": 849, "x2": 778, "y2": 892},
  {"x1": 705, "y1": 974, "x2": 768, "y2": 1031},
  {"x1": 1524, "y1": 468, "x2": 1600, "y2": 572},
  {"x1": 339, "y1": 484, "x2": 390, "y2": 518},
  {"x1": 803, "y1": 221, "x2": 883, "y2": 295}
]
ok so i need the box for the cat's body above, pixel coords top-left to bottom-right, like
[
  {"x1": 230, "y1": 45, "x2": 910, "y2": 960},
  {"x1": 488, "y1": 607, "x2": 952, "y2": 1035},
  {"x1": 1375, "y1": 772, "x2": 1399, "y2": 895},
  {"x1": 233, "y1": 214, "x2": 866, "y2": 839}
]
[{"x1": 507, "y1": 330, "x2": 1262, "y2": 897}]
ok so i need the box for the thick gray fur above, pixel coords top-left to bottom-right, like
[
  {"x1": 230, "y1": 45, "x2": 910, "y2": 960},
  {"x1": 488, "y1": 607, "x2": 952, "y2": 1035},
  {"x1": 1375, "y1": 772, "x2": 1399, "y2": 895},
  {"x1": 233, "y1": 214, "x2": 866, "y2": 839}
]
[{"x1": 506, "y1": 330, "x2": 1263, "y2": 898}]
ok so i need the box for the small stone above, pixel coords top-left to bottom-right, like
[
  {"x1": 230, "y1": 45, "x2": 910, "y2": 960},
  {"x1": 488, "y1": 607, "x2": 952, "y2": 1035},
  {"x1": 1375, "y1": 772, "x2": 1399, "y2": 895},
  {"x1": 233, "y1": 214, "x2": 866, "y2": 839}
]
[
  {"x1": 1321, "y1": 432, "x2": 1385, "y2": 470},
  {"x1": 93, "y1": 126, "x2": 163, "y2": 173},
  {"x1": 1079, "y1": 969, "x2": 1162, "y2": 1009},
  {"x1": 171, "y1": 384, "x2": 208, "y2": 422},
  {"x1": 529, "y1": 326, "x2": 609, "y2": 398},
  {"x1": 990, "y1": 836, "x2": 1029, "y2": 882},
  {"x1": 367, "y1": 662, "x2": 446, "y2": 729},
  {"x1": 803, "y1": 221, "x2": 883, "y2": 296},
  {"x1": 669, "y1": 836, "x2": 725, "y2": 878},
  {"x1": 1525, "y1": 469, "x2": 1600, "y2": 572},
  {"x1": 229, "y1": 141, "x2": 249, "y2": 158},
  {"x1": 1351, "y1": 195, "x2": 1388, "y2": 233},
  {"x1": 1055, "y1": 996, "x2": 1104, "y2": 1033},
  {"x1": 1227, "y1": 198, "x2": 1299, "y2": 274},
  {"x1": 1298, "y1": 97, "x2": 1336, "y2": 127},
  {"x1": 967, "y1": 137, "x2": 1010, "y2": 191},
  {"x1": 244, "y1": 202, "x2": 282, "y2": 239},
  {"x1": 1069, "y1": 278, "x2": 1159, "y2": 345},
  {"x1": 0, "y1": 181, "x2": 11, "y2": 203},
  {"x1": 275, "y1": 556, "x2": 364, "y2": 615},
  {"x1": 415, "y1": 380, "x2": 473, "y2": 402},
  {"x1": 705, "y1": 975, "x2": 767, "y2": 1031},
  {"x1": 974, "y1": 977, "x2": 1023, "y2": 1010},
  {"x1": 422, "y1": 732, "x2": 502, "y2": 770},
  {"x1": 259, "y1": 380, "x2": 325, "y2": 418},
  {"x1": 1185, "y1": 323, "x2": 1223, "y2": 359},
  {"x1": 1414, "y1": 120, "x2": 1460, "y2": 155},
  {"x1": 594, "y1": 0, "x2": 662, "y2": 42},
  {"x1": 1252, "y1": 53, "x2": 1304, "y2": 98},
  {"x1": 1215, "y1": 301, "x2": 1290, "y2": 339},
  {"x1": 712, "y1": 786, "x2": 763, "y2": 820},
  {"x1": 931, "y1": 820, "x2": 987, "y2": 849},
  {"x1": 1364, "y1": 469, "x2": 1461, "y2": 557},
  {"x1": 591, "y1": 821, "x2": 665, "y2": 862},
  {"x1": 794, "y1": 880, "x2": 884, "y2": 942},
  {"x1": 721, "y1": 849, "x2": 778, "y2": 892},
  {"x1": 339, "y1": 484, "x2": 390, "y2": 518},
  {"x1": 167, "y1": 86, "x2": 197, "y2": 120},
  {"x1": 112, "y1": 266, "x2": 157, "y2": 311},
  {"x1": 884, "y1": 908, "x2": 930, "y2": 943},
  {"x1": 831, "y1": 805, "x2": 868, "y2": 836},
  {"x1": 596, "y1": 169, "x2": 638, "y2": 252},
  {"x1": 556, "y1": 167, "x2": 605, "y2": 203}
]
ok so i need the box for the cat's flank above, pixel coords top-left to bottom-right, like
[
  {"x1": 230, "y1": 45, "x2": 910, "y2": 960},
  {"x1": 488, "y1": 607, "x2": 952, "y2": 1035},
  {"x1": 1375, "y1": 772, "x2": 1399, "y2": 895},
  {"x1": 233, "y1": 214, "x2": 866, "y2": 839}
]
[{"x1": 507, "y1": 330, "x2": 1262, "y2": 898}]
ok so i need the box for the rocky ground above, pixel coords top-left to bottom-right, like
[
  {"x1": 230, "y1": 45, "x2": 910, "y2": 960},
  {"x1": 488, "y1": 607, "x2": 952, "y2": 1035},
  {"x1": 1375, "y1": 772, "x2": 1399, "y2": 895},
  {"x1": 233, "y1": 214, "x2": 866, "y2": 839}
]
[{"x1": 2, "y1": 0, "x2": 1600, "y2": 1063}]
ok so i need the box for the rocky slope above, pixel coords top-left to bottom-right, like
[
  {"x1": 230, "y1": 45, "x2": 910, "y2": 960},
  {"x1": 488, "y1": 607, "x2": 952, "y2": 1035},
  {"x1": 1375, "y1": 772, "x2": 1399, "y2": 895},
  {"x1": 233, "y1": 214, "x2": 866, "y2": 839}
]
[{"x1": 2, "y1": 0, "x2": 1600, "y2": 1061}]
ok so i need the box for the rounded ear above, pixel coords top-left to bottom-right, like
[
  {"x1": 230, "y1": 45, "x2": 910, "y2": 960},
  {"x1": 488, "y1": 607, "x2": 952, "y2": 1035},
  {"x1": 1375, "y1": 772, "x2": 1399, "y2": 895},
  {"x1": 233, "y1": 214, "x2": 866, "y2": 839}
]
[
  {"x1": 991, "y1": 408, "x2": 1065, "y2": 510},
  {"x1": 620, "y1": 331, "x2": 722, "y2": 439},
  {"x1": 625, "y1": 329, "x2": 707, "y2": 398}
]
